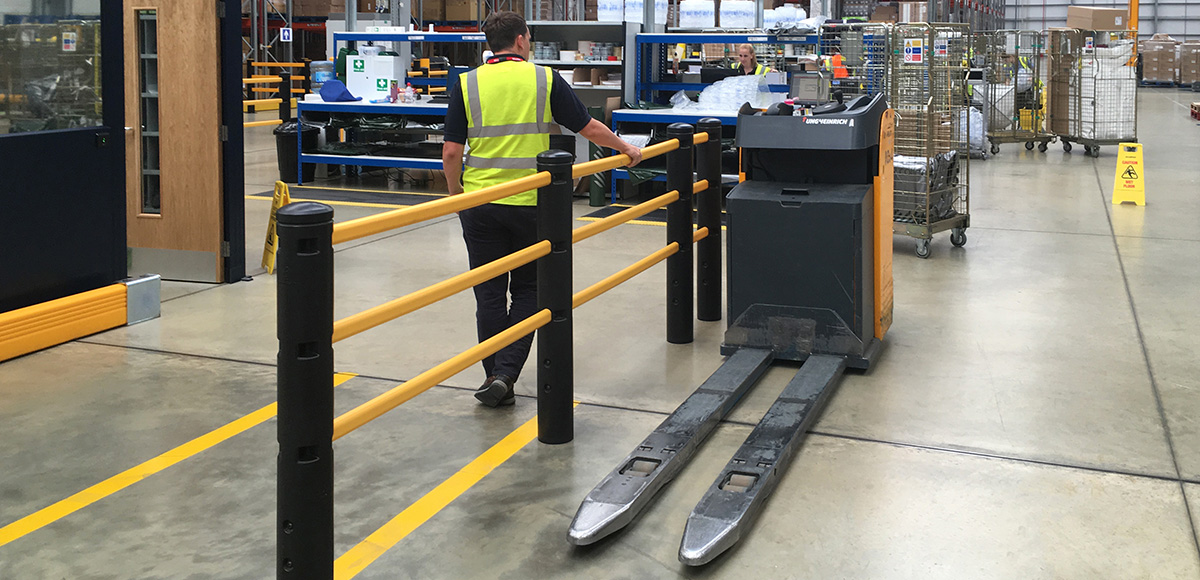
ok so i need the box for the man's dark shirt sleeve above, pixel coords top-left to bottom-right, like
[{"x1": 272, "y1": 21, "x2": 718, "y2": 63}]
[
  {"x1": 549, "y1": 71, "x2": 592, "y2": 133},
  {"x1": 444, "y1": 81, "x2": 467, "y2": 144},
  {"x1": 443, "y1": 65, "x2": 593, "y2": 144}
]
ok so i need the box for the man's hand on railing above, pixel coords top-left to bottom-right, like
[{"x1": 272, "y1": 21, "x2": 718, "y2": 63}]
[
  {"x1": 619, "y1": 142, "x2": 643, "y2": 168},
  {"x1": 579, "y1": 118, "x2": 642, "y2": 168}
]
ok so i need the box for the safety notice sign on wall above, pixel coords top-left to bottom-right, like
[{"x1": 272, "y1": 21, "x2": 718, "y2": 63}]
[
  {"x1": 62, "y1": 32, "x2": 76, "y2": 52},
  {"x1": 904, "y1": 39, "x2": 923, "y2": 64}
]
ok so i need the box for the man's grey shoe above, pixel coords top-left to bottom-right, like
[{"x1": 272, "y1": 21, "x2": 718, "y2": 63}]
[{"x1": 474, "y1": 375, "x2": 515, "y2": 407}]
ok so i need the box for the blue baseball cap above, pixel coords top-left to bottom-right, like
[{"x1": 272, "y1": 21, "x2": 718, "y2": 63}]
[{"x1": 319, "y1": 79, "x2": 361, "y2": 102}]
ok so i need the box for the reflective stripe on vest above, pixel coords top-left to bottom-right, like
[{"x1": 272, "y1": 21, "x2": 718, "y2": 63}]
[
  {"x1": 461, "y1": 60, "x2": 553, "y2": 206},
  {"x1": 730, "y1": 62, "x2": 769, "y2": 75}
]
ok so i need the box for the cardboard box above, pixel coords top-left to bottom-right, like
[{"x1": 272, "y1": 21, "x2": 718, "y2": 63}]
[
  {"x1": 1143, "y1": 40, "x2": 1178, "y2": 82},
  {"x1": 571, "y1": 67, "x2": 594, "y2": 85},
  {"x1": 1065, "y1": 6, "x2": 1126, "y2": 31},
  {"x1": 422, "y1": 0, "x2": 445, "y2": 21},
  {"x1": 1180, "y1": 43, "x2": 1200, "y2": 85},
  {"x1": 869, "y1": 4, "x2": 898, "y2": 22},
  {"x1": 445, "y1": 0, "x2": 480, "y2": 21},
  {"x1": 898, "y1": 1, "x2": 927, "y2": 22}
]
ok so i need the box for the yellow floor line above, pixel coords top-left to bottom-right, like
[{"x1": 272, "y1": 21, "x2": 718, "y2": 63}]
[
  {"x1": 292, "y1": 185, "x2": 448, "y2": 198},
  {"x1": 246, "y1": 195, "x2": 409, "y2": 210},
  {"x1": 334, "y1": 402, "x2": 580, "y2": 579},
  {"x1": 0, "y1": 372, "x2": 357, "y2": 547}
]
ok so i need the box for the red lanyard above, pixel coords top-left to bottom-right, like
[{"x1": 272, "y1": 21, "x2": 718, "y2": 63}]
[{"x1": 486, "y1": 55, "x2": 525, "y2": 65}]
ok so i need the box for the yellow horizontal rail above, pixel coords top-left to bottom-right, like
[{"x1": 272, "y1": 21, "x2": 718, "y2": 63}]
[
  {"x1": 243, "y1": 76, "x2": 283, "y2": 84},
  {"x1": 333, "y1": 241, "x2": 552, "y2": 343},
  {"x1": 244, "y1": 98, "x2": 282, "y2": 106},
  {"x1": 332, "y1": 172, "x2": 552, "y2": 245},
  {"x1": 572, "y1": 190, "x2": 679, "y2": 244},
  {"x1": 571, "y1": 132, "x2": 710, "y2": 180},
  {"x1": 252, "y1": 87, "x2": 307, "y2": 94},
  {"x1": 692, "y1": 179, "x2": 709, "y2": 193},
  {"x1": 244, "y1": 119, "x2": 283, "y2": 128},
  {"x1": 572, "y1": 138, "x2": 680, "y2": 180},
  {"x1": 572, "y1": 243, "x2": 679, "y2": 309},
  {"x1": 252, "y1": 61, "x2": 306, "y2": 68},
  {"x1": 332, "y1": 309, "x2": 552, "y2": 440},
  {"x1": 333, "y1": 132, "x2": 715, "y2": 245},
  {"x1": 693, "y1": 226, "x2": 709, "y2": 243}
]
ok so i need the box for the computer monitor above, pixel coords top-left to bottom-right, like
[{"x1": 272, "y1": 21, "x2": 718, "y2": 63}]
[{"x1": 700, "y1": 67, "x2": 741, "y2": 84}]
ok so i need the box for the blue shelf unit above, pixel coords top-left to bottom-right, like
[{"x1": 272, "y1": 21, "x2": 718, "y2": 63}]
[
  {"x1": 634, "y1": 32, "x2": 818, "y2": 103},
  {"x1": 295, "y1": 101, "x2": 450, "y2": 185}
]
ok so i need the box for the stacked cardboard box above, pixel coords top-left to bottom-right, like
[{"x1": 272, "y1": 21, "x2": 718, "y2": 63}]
[
  {"x1": 1180, "y1": 42, "x2": 1200, "y2": 86},
  {"x1": 1065, "y1": 6, "x2": 1126, "y2": 31},
  {"x1": 1142, "y1": 39, "x2": 1178, "y2": 84}
]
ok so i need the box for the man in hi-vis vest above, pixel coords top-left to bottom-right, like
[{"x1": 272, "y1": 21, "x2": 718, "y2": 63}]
[{"x1": 443, "y1": 11, "x2": 642, "y2": 408}]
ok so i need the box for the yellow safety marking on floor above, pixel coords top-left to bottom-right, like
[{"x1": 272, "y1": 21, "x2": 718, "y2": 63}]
[
  {"x1": 292, "y1": 185, "x2": 448, "y2": 198},
  {"x1": 246, "y1": 195, "x2": 409, "y2": 210},
  {"x1": 0, "y1": 372, "x2": 357, "y2": 547},
  {"x1": 334, "y1": 402, "x2": 581, "y2": 580}
]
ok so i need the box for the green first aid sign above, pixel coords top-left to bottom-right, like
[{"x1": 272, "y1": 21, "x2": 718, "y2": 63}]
[
  {"x1": 376, "y1": 78, "x2": 388, "y2": 90},
  {"x1": 352, "y1": 59, "x2": 365, "y2": 72}
]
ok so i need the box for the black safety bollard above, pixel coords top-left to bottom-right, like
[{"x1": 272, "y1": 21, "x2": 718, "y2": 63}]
[
  {"x1": 665, "y1": 123, "x2": 695, "y2": 344},
  {"x1": 536, "y1": 150, "x2": 575, "y2": 444},
  {"x1": 246, "y1": 60, "x2": 256, "y2": 114},
  {"x1": 276, "y1": 202, "x2": 335, "y2": 579},
  {"x1": 696, "y1": 118, "x2": 722, "y2": 322},
  {"x1": 302, "y1": 59, "x2": 312, "y2": 94},
  {"x1": 279, "y1": 70, "x2": 293, "y2": 122}
]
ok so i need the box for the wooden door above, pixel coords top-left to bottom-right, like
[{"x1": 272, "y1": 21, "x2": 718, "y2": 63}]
[{"x1": 124, "y1": 1, "x2": 225, "y2": 282}]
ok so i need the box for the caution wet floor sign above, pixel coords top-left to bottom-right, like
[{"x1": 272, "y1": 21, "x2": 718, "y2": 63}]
[
  {"x1": 262, "y1": 181, "x2": 291, "y2": 274},
  {"x1": 1112, "y1": 143, "x2": 1145, "y2": 206}
]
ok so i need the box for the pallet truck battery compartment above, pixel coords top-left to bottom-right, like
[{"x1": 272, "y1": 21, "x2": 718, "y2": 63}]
[{"x1": 568, "y1": 93, "x2": 895, "y2": 565}]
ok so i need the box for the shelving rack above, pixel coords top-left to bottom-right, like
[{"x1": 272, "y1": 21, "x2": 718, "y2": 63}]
[
  {"x1": 527, "y1": 20, "x2": 640, "y2": 105},
  {"x1": 634, "y1": 32, "x2": 818, "y2": 103}
]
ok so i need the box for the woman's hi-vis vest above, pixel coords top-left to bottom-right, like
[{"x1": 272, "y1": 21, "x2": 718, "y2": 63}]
[
  {"x1": 461, "y1": 60, "x2": 554, "y2": 206},
  {"x1": 730, "y1": 62, "x2": 770, "y2": 75},
  {"x1": 831, "y1": 54, "x2": 849, "y2": 78}
]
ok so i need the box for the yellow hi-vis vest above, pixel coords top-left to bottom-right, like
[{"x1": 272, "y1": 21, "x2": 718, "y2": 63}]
[
  {"x1": 730, "y1": 62, "x2": 770, "y2": 75},
  {"x1": 461, "y1": 60, "x2": 554, "y2": 206}
]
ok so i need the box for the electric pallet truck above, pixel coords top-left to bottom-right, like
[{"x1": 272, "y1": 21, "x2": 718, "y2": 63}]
[{"x1": 568, "y1": 93, "x2": 895, "y2": 566}]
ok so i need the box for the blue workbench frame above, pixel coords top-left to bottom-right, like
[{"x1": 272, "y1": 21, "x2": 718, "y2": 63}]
[{"x1": 295, "y1": 100, "x2": 450, "y2": 185}]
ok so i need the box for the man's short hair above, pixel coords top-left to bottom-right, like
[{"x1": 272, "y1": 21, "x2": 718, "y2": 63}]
[{"x1": 482, "y1": 12, "x2": 527, "y2": 52}]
